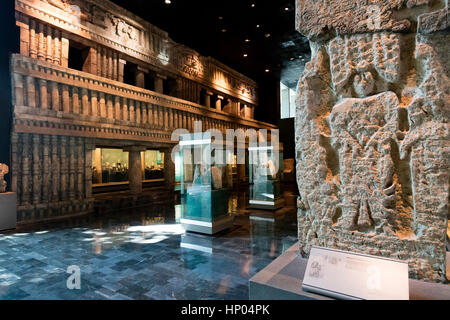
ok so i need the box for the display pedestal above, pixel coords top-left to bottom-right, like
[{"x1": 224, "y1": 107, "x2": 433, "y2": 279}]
[
  {"x1": 181, "y1": 215, "x2": 233, "y2": 235},
  {"x1": 249, "y1": 242, "x2": 450, "y2": 300},
  {"x1": 249, "y1": 198, "x2": 284, "y2": 210},
  {"x1": 249, "y1": 208, "x2": 287, "y2": 223},
  {"x1": 180, "y1": 233, "x2": 215, "y2": 254},
  {"x1": 0, "y1": 193, "x2": 17, "y2": 231}
]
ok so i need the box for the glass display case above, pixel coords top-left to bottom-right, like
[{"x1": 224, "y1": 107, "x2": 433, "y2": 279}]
[
  {"x1": 92, "y1": 148, "x2": 129, "y2": 185},
  {"x1": 248, "y1": 144, "x2": 284, "y2": 210},
  {"x1": 179, "y1": 132, "x2": 233, "y2": 235}
]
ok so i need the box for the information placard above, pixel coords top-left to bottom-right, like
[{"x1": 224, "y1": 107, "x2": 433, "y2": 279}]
[{"x1": 302, "y1": 246, "x2": 409, "y2": 300}]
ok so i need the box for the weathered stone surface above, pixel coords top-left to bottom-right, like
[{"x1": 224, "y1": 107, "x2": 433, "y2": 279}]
[
  {"x1": 0, "y1": 164, "x2": 8, "y2": 193},
  {"x1": 296, "y1": 0, "x2": 439, "y2": 40},
  {"x1": 295, "y1": 0, "x2": 449, "y2": 282}
]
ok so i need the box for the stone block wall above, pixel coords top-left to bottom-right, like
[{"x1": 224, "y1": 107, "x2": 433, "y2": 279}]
[{"x1": 11, "y1": 132, "x2": 94, "y2": 223}]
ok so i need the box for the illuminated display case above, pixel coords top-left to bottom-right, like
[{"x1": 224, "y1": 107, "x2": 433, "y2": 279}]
[
  {"x1": 179, "y1": 133, "x2": 233, "y2": 235},
  {"x1": 248, "y1": 144, "x2": 284, "y2": 210}
]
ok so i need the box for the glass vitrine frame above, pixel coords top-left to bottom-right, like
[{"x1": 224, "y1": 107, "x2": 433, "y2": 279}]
[
  {"x1": 179, "y1": 132, "x2": 234, "y2": 234},
  {"x1": 248, "y1": 144, "x2": 284, "y2": 210}
]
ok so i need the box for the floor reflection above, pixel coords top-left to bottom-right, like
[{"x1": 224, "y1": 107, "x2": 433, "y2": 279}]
[{"x1": 0, "y1": 192, "x2": 297, "y2": 300}]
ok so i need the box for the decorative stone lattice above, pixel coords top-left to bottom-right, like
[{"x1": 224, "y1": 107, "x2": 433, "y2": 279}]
[{"x1": 295, "y1": 0, "x2": 449, "y2": 282}]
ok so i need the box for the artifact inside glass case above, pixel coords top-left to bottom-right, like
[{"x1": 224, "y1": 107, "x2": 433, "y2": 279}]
[
  {"x1": 179, "y1": 133, "x2": 233, "y2": 235},
  {"x1": 248, "y1": 144, "x2": 284, "y2": 209}
]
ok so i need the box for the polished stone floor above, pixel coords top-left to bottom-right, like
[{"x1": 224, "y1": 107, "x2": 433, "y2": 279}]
[{"x1": 0, "y1": 196, "x2": 298, "y2": 300}]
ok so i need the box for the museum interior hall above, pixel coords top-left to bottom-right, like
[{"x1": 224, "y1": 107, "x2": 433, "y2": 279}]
[{"x1": 0, "y1": 0, "x2": 448, "y2": 301}]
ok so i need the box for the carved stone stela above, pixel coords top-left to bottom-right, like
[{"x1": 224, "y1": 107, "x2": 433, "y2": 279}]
[{"x1": 295, "y1": 0, "x2": 449, "y2": 282}]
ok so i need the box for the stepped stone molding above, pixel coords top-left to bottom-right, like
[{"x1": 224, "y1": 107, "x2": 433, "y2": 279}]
[
  {"x1": 15, "y1": 0, "x2": 258, "y2": 105},
  {"x1": 295, "y1": 0, "x2": 449, "y2": 282}
]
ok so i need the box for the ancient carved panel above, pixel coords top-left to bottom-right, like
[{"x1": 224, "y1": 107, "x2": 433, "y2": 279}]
[{"x1": 295, "y1": 0, "x2": 449, "y2": 282}]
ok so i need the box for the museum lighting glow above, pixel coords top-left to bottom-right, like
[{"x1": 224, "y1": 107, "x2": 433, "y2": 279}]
[{"x1": 126, "y1": 224, "x2": 184, "y2": 235}]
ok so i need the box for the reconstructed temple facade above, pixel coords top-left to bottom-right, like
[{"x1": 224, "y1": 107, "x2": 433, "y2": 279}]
[
  {"x1": 11, "y1": 0, "x2": 276, "y2": 223},
  {"x1": 295, "y1": 0, "x2": 449, "y2": 282}
]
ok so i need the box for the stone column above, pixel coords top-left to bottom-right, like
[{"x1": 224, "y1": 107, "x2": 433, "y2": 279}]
[
  {"x1": 136, "y1": 101, "x2": 142, "y2": 124},
  {"x1": 85, "y1": 142, "x2": 95, "y2": 199},
  {"x1": 154, "y1": 73, "x2": 166, "y2": 94},
  {"x1": 99, "y1": 92, "x2": 106, "y2": 118},
  {"x1": 53, "y1": 29, "x2": 61, "y2": 65},
  {"x1": 51, "y1": 81, "x2": 60, "y2": 111},
  {"x1": 51, "y1": 135, "x2": 60, "y2": 203},
  {"x1": 37, "y1": 22, "x2": 45, "y2": 61},
  {"x1": 84, "y1": 47, "x2": 98, "y2": 75},
  {"x1": 10, "y1": 133, "x2": 19, "y2": 193},
  {"x1": 125, "y1": 146, "x2": 147, "y2": 194},
  {"x1": 76, "y1": 138, "x2": 83, "y2": 200},
  {"x1": 62, "y1": 85, "x2": 70, "y2": 113},
  {"x1": 118, "y1": 58, "x2": 126, "y2": 83},
  {"x1": 13, "y1": 74, "x2": 24, "y2": 107},
  {"x1": 72, "y1": 87, "x2": 79, "y2": 114},
  {"x1": 42, "y1": 135, "x2": 50, "y2": 203},
  {"x1": 29, "y1": 19, "x2": 37, "y2": 59},
  {"x1": 215, "y1": 95, "x2": 223, "y2": 111},
  {"x1": 32, "y1": 135, "x2": 41, "y2": 205},
  {"x1": 60, "y1": 33, "x2": 69, "y2": 68},
  {"x1": 162, "y1": 148, "x2": 175, "y2": 191},
  {"x1": 21, "y1": 133, "x2": 30, "y2": 205},
  {"x1": 39, "y1": 79, "x2": 48, "y2": 110},
  {"x1": 46, "y1": 25, "x2": 53, "y2": 62},
  {"x1": 26, "y1": 76, "x2": 36, "y2": 108},
  {"x1": 81, "y1": 88, "x2": 89, "y2": 116},
  {"x1": 91, "y1": 91, "x2": 98, "y2": 117},
  {"x1": 136, "y1": 66, "x2": 148, "y2": 89},
  {"x1": 115, "y1": 96, "x2": 121, "y2": 120},
  {"x1": 107, "y1": 94, "x2": 114, "y2": 119},
  {"x1": 204, "y1": 90, "x2": 213, "y2": 108},
  {"x1": 17, "y1": 18, "x2": 29, "y2": 56}
]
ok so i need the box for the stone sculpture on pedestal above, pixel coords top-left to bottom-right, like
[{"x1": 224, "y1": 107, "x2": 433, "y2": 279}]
[
  {"x1": 0, "y1": 163, "x2": 8, "y2": 193},
  {"x1": 295, "y1": 0, "x2": 449, "y2": 282}
]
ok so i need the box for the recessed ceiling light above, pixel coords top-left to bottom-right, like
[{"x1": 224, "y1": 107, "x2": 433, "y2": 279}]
[
  {"x1": 165, "y1": 0, "x2": 171, "y2": 4},
  {"x1": 284, "y1": 7, "x2": 289, "y2": 11},
  {"x1": 265, "y1": 69, "x2": 270, "y2": 73},
  {"x1": 256, "y1": 24, "x2": 260, "y2": 28},
  {"x1": 251, "y1": 3, "x2": 255, "y2": 7},
  {"x1": 245, "y1": 39, "x2": 251, "y2": 43},
  {"x1": 243, "y1": 54, "x2": 248, "y2": 57}
]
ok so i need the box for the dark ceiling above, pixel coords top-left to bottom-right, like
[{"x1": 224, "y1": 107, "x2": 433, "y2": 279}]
[{"x1": 110, "y1": 0, "x2": 310, "y2": 90}]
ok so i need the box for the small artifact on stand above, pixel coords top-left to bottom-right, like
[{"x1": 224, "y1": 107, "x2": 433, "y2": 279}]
[
  {"x1": 0, "y1": 163, "x2": 17, "y2": 231},
  {"x1": 0, "y1": 163, "x2": 8, "y2": 193}
]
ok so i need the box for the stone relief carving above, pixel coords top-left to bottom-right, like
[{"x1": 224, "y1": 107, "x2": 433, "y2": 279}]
[
  {"x1": 40, "y1": 0, "x2": 107, "y2": 28},
  {"x1": 173, "y1": 46, "x2": 205, "y2": 78},
  {"x1": 0, "y1": 164, "x2": 9, "y2": 193},
  {"x1": 295, "y1": 0, "x2": 449, "y2": 282},
  {"x1": 107, "y1": 14, "x2": 137, "y2": 41}
]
